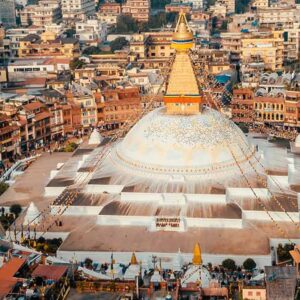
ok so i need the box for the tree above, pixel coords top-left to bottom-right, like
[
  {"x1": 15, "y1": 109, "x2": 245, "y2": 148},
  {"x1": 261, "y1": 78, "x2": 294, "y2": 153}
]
[
  {"x1": 69, "y1": 58, "x2": 85, "y2": 70},
  {"x1": 110, "y1": 37, "x2": 129, "y2": 52},
  {"x1": 0, "y1": 182, "x2": 9, "y2": 196},
  {"x1": 277, "y1": 243, "x2": 294, "y2": 262},
  {"x1": 151, "y1": 0, "x2": 171, "y2": 9},
  {"x1": 115, "y1": 15, "x2": 138, "y2": 33},
  {"x1": 222, "y1": 258, "x2": 236, "y2": 271},
  {"x1": 9, "y1": 204, "x2": 22, "y2": 218},
  {"x1": 243, "y1": 258, "x2": 256, "y2": 271},
  {"x1": 64, "y1": 28, "x2": 76, "y2": 38},
  {"x1": 84, "y1": 257, "x2": 93, "y2": 268},
  {"x1": 83, "y1": 46, "x2": 102, "y2": 55}
]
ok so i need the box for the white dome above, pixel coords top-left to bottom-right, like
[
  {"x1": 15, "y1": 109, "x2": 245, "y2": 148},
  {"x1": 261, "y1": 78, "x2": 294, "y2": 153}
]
[
  {"x1": 96, "y1": 107, "x2": 260, "y2": 192},
  {"x1": 115, "y1": 107, "x2": 254, "y2": 174}
]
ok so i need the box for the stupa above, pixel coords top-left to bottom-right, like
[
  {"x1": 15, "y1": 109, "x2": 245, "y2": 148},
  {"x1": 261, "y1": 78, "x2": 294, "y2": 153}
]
[
  {"x1": 37, "y1": 12, "x2": 300, "y2": 268},
  {"x1": 181, "y1": 243, "x2": 210, "y2": 288},
  {"x1": 23, "y1": 202, "x2": 41, "y2": 226}
]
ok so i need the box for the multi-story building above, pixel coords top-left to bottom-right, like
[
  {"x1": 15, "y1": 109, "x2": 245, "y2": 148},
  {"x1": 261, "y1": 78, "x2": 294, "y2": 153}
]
[
  {"x1": 18, "y1": 33, "x2": 80, "y2": 59},
  {"x1": 97, "y1": 2, "x2": 121, "y2": 26},
  {"x1": 20, "y1": 0, "x2": 62, "y2": 27},
  {"x1": 7, "y1": 58, "x2": 70, "y2": 81},
  {"x1": 97, "y1": 86, "x2": 141, "y2": 130},
  {"x1": 227, "y1": 13, "x2": 258, "y2": 33},
  {"x1": 122, "y1": 0, "x2": 150, "y2": 22},
  {"x1": 62, "y1": 0, "x2": 95, "y2": 22},
  {"x1": 0, "y1": 0, "x2": 16, "y2": 28},
  {"x1": 232, "y1": 86, "x2": 300, "y2": 128},
  {"x1": 220, "y1": 32, "x2": 242, "y2": 61},
  {"x1": 218, "y1": 0, "x2": 235, "y2": 13},
  {"x1": 258, "y1": 6, "x2": 300, "y2": 27},
  {"x1": 19, "y1": 101, "x2": 52, "y2": 149},
  {"x1": 165, "y1": 3, "x2": 192, "y2": 14},
  {"x1": 251, "y1": 0, "x2": 269, "y2": 9},
  {"x1": 4, "y1": 27, "x2": 44, "y2": 57},
  {"x1": 182, "y1": 0, "x2": 205, "y2": 9},
  {"x1": 62, "y1": 101, "x2": 81, "y2": 134},
  {"x1": 241, "y1": 31, "x2": 284, "y2": 71},
  {"x1": 75, "y1": 19, "x2": 107, "y2": 46},
  {"x1": 129, "y1": 32, "x2": 174, "y2": 61},
  {"x1": 0, "y1": 114, "x2": 19, "y2": 161}
]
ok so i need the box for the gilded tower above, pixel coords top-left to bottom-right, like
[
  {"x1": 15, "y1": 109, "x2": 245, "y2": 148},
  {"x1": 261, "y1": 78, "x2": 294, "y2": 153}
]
[{"x1": 164, "y1": 13, "x2": 202, "y2": 115}]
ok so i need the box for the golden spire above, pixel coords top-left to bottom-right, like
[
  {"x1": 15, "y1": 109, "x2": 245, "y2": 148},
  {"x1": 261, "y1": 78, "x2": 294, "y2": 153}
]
[
  {"x1": 171, "y1": 12, "x2": 194, "y2": 52},
  {"x1": 192, "y1": 243, "x2": 202, "y2": 265},
  {"x1": 130, "y1": 252, "x2": 138, "y2": 265}
]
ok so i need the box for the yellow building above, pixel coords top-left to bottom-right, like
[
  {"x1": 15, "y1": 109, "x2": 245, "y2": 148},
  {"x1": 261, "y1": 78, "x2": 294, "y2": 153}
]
[
  {"x1": 130, "y1": 32, "x2": 174, "y2": 60},
  {"x1": 19, "y1": 33, "x2": 80, "y2": 59},
  {"x1": 241, "y1": 31, "x2": 284, "y2": 71}
]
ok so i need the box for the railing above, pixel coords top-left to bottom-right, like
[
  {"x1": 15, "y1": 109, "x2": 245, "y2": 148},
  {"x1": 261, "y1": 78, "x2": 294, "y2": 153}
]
[{"x1": 0, "y1": 155, "x2": 40, "y2": 182}]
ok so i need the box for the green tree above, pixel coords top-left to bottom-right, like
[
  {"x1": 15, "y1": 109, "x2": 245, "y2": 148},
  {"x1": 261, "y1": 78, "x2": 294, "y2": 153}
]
[
  {"x1": 115, "y1": 15, "x2": 138, "y2": 33},
  {"x1": 70, "y1": 58, "x2": 85, "y2": 70},
  {"x1": 235, "y1": 0, "x2": 251, "y2": 13},
  {"x1": 277, "y1": 243, "x2": 294, "y2": 262},
  {"x1": 64, "y1": 28, "x2": 76, "y2": 38},
  {"x1": 83, "y1": 46, "x2": 102, "y2": 55},
  {"x1": 151, "y1": 0, "x2": 171, "y2": 9},
  {"x1": 243, "y1": 258, "x2": 256, "y2": 271},
  {"x1": 84, "y1": 257, "x2": 93, "y2": 268},
  {"x1": 222, "y1": 258, "x2": 236, "y2": 271},
  {"x1": 9, "y1": 204, "x2": 22, "y2": 218},
  {"x1": 0, "y1": 182, "x2": 9, "y2": 196},
  {"x1": 110, "y1": 37, "x2": 129, "y2": 52}
]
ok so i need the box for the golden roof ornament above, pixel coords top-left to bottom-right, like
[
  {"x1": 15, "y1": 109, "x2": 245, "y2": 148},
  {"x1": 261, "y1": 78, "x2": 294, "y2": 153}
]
[
  {"x1": 192, "y1": 242, "x2": 203, "y2": 265},
  {"x1": 171, "y1": 12, "x2": 194, "y2": 52},
  {"x1": 130, "y1": 252, "x2": 138, "y2": 265}
]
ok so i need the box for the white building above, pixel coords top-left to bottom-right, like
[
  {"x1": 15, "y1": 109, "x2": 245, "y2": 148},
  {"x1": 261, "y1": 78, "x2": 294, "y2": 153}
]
[
  {"x1": 8, "y1": 58, "x2": 70, "y2": 81},
  {"x1": 75, "y1": 19, "x2": 107, "y2": 46},
  {"x1": 62, "y1": 0, "x2": 95, "y2": 22},
  {"x1": 20, "y1": 0, "x2": 62, "y2": 27}
]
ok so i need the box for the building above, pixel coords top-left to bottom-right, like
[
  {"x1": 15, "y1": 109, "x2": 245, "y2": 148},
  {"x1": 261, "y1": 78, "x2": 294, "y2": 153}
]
[
  {"x1": 165, "y1": 2, "x2": 193, "y2": 13},
  {"x1": 20, "y1": 0, "x2": 62, "y2": 27},
  {"x1": 62, "y1": 0, "x2": 95, "y2": 22},
  {"x1": 252, "y1": 0, "x2": 269, "y2": 9},
  {"x1": 0, "y1": 0, "x2": 16, "y2": 28},
  {"x1": 75, "y1": 19, "x2": 107, "y2": 46},
  {"x1": 265, "y1": 266, "x2": 297, "y2": 300},
  {"x1": 241, "y1": 31, "x2": 284, "y2": 71},
  {"x1": 97, "y1": 86, "x2": 141, "y2": 130},
  {"x1": 242, "y1": 287, "x2": 266, "y2": 300},
  {"x1": 18, "y1": 33, "x2": 80, "y2": 59},
  {"x1": 122, "y1": 0, "x2": 150, "y2": 22},
  {"x1": 19, "y1": 101, "x2": 52, "y2": 149},
  {"x1": 0, "y1": 114, "x2": 20, "y2": 161},
  {"x1": 7, "y1": 58, "x2": 70, "y2": 81},
  {"x1": 129, "y1": 32, "x2": 174, "y2": 61},
  {"x1": 97, "y1": 2, "x2": 121, "y2": 26}
]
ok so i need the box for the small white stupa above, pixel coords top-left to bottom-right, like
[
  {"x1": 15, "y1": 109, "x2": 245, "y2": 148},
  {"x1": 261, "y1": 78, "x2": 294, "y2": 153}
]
[
  {"x1": 181, "y1": 243, "x2": 211, "y2": 288},
  {"x1": 124, "y1": 252, "x2": 141, "y2": 280},
  {"x1": 88, "y1": 129, "x2": 103, "y2": 145},
  {"x1": 172, "y1": 249, "x2": 184, "y2": 272},
  {"x1": 23, "y1": 202, "x2": 41, "y2": 226},
  {"x1": 150, "y1": 269, "x2": 164, "y2": 283}
]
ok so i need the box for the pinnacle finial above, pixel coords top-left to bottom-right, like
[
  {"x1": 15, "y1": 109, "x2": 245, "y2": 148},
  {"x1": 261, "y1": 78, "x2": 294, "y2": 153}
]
[{"x1": 192, "y1": 242, "x2": 202, "y2": 265}]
